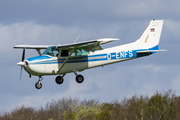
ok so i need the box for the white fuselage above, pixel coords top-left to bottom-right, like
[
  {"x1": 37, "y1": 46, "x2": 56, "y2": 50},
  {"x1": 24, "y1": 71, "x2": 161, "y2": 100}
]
[{"x1": 23, "y1": 42, "x2": 154, "y2": 76}]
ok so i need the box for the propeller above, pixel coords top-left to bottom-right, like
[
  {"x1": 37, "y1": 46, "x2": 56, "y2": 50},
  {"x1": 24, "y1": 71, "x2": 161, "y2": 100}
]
[
  {"x1": 20, "y1": 48, "x2": 25, "y2": 80},
  {"x1": 22, "y1": 47, "x2": 25, "y2": 62}
]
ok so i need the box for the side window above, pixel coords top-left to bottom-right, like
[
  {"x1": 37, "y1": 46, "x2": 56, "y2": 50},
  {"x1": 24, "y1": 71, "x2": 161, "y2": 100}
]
[
  {"x1": 61, "y1": 50, "x2": 76, "y2": 57},
  {"x1": 81, "y1": 49, "x2": 89, "y2": 55},
  {"x1": 76, "y1": 49, "x2": 89, "y2": 56},
  {"x1": 77, "y1": 50, "x2": 82, "y2": 56},
  {"x1": 61, "y1": 50, "x2": 69, "y2": 57},
  {"x1": 71, "y1": 51, "x2": 75, "y2": 56},
  {"x1": 60, "y1": 49, "x2": 89, "y2": 57}
]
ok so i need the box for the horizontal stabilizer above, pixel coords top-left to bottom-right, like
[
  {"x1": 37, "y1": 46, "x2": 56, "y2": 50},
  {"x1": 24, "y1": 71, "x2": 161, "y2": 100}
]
[{"x1": 136, "y1": 49, "x2": 167, "y2": 53}]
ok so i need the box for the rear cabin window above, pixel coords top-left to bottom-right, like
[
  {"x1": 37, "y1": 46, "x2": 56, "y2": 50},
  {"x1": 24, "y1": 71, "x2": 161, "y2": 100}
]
[{"x1": 77, "y1": 49, "x2": 89, "y2": 56}]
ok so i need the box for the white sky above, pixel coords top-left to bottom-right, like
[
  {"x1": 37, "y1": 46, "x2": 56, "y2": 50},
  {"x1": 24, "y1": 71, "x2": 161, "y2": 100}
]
[{"x1": 1, "y1": 0, "x2": 180, "y2": 112}]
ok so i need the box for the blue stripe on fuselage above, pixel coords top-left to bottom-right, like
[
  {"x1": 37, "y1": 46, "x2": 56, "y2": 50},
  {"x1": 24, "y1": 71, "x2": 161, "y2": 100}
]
[
  {"x1": 28, "y1": 45, "x2": 158, "y2": 65},
  {"x1": 27, "y1": 55, "x2": 51, "y2": 62},
  {"x1": 150, "y1": 45, "x2": 159, "y2": 50}
]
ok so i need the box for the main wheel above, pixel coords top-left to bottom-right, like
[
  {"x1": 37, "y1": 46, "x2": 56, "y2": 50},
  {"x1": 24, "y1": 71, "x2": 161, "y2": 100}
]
[
  {"x1": 55, "y1": 76, "x2": 64, "y2": 84},
  {"x1": 76, "y1": 75, "x2": 84, "y2": 83},
  {"x1": 35, "y1": 82, "x2": 42, "y2": 89}
]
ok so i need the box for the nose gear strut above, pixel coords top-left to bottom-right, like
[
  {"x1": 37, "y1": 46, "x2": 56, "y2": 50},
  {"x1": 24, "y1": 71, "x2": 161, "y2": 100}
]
[{"x1": 35, "y1": 76, "x2": 43, "y2": 89}]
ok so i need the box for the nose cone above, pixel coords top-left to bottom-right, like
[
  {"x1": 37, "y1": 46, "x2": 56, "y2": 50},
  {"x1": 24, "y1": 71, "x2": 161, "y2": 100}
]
[{"x1": 17, "y1": 61, "x2": 25, "y2": 66}]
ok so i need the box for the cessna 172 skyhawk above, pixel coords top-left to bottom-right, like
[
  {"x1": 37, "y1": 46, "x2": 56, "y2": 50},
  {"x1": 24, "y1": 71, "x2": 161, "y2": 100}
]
[{"x1": 14, "y1": 19, "x2": 164, "y2": 89}]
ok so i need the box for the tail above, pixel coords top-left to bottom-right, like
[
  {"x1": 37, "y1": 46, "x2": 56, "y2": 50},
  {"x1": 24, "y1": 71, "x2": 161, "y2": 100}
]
[{"x1": 135, "y1": 19, "x2": 164, "y2": 51}]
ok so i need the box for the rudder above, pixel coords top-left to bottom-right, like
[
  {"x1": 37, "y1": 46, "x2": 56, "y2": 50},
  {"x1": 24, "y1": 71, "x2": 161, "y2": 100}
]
[{"x1": 135, "y1": 20, "x2": 164, "y2": 50}]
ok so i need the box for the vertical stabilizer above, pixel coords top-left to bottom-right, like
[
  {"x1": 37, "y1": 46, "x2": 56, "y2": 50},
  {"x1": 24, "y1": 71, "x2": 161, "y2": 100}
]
[{"x1": 135, "y1": 20, "x2": 164, "y2": 50}]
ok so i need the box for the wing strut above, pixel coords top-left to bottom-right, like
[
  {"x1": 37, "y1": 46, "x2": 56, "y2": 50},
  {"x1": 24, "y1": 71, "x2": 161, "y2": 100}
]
[
  {"x1": 36, "y1": 49, "x2": 42, "y2": 55},
  {"x1": 57, "y1": 49, "x2": 74, "y2": 73}
]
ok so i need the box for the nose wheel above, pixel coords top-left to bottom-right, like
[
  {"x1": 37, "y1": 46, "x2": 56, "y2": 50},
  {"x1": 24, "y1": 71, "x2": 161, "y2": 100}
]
[{"x1": 35, "y1": 76, "x2": 43, "y2": 89}]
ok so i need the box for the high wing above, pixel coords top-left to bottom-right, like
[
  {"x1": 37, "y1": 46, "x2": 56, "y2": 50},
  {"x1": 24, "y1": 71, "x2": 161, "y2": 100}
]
[
  {"x1": 14, "y1": 38, "x2": 119, "y2": 50},
  {"x1": 14, "y1": 45, "x2": 53, "y2": 55},
  {"x1": 14, "y1": 38, "x2": 119, "y2": 56},
  {"x1": 14, "y1": 45, "x2": 51, "y2": 49},
  {"x1": 56, "y1": 38, "x2": 119, "y2": 52}
]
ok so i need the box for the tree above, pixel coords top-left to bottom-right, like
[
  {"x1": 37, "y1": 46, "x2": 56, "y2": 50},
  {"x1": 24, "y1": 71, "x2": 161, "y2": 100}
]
[
  {"x1": 146, "y1": 91, "x2": 176, "y2": 120},
  {"x1": 0, "y1": 90, "x2": 178, "y2": 120}
]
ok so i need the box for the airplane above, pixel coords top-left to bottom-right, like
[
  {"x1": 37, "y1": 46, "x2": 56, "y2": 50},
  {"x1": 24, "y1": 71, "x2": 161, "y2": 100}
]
[{"x1": 14, "y1": 19, "x2": 165, "y2": 89}]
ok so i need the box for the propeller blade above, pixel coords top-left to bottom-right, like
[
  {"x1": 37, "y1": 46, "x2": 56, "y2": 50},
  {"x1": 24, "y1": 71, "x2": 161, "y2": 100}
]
[
  {"x1": 22, "y1": 48, "x2": 25, "y2": 62},
  {"x1": 20, "y1": 48, "x2": 25, "y2": 80},
  {"x1": 20, "y1": 66, "x2": 23, "y2": 80}
]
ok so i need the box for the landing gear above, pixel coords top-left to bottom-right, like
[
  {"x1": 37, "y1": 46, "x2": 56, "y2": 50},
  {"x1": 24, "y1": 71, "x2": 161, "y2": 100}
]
[
  {"x1": 35, "y1": 82, "x2": 42, "y2": 89},
  {"x1": 76, "y1": 75, "x2": 84, "y2": 83},
  {"x1": 55, "y1": 73, "x2": 66, "y2": 85},
  {"x1": 55, "y1": 76, "x2": 64, "y2": 84},
  {"x1": 34, "y1": 72, "x2": 84, "y2": 89},
  {"x1": 35, "y1": 76, "x2": 43, "y2": 89},
  {"x1": 73, "y1": 71, "x2": 84, "y2": 83}
]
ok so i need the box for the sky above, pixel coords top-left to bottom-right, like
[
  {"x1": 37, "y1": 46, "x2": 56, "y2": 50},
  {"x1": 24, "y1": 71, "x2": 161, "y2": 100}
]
[{"x1": 1, "y1": 0, "x2": 180, "y2": 112}]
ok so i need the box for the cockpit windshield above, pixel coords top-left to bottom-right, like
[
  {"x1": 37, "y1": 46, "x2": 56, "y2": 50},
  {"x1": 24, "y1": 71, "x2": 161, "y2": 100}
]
[{"x1": 42, "y1": 46, "x2": 59, "y2": 57}]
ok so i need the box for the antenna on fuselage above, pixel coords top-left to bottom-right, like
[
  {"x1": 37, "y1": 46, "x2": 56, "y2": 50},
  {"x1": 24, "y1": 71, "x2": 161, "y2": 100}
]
[{"x1": 74, "y1": 36, "x2": 80, "y2": 43}]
